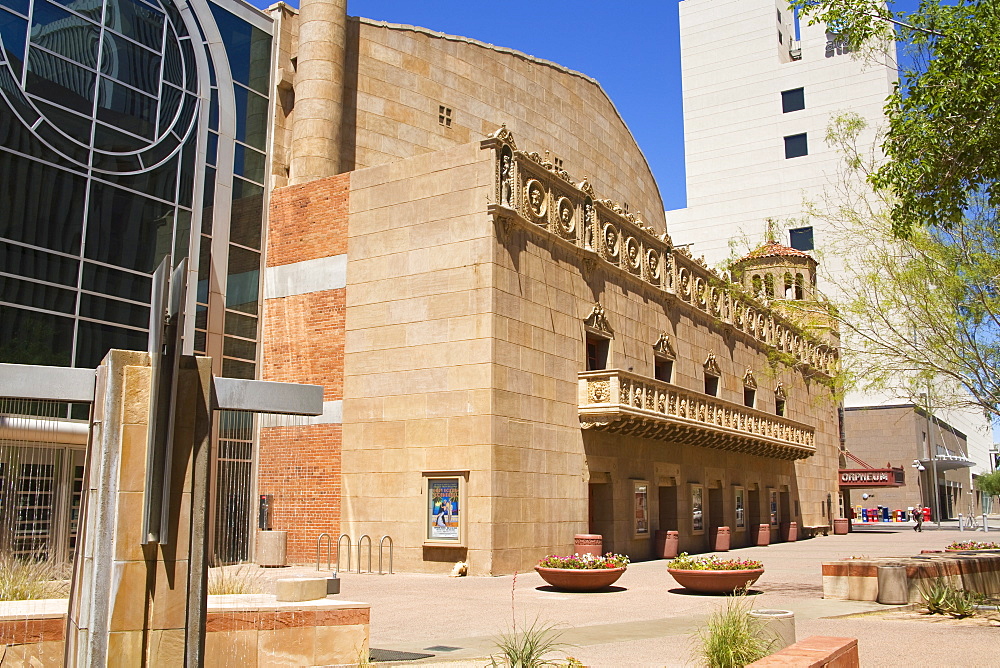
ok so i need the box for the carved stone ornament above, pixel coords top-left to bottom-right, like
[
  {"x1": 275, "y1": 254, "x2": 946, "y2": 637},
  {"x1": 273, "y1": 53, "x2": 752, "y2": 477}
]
[
  {"x1": 743, "y1": 368, "x2": 757, "y2": 389},
  {"x1": 578, "y1": 178, "x2": 596, "y2": 197},
  {"x1": 487, "y1": 123, "x2": 518, "y2": 151},
  {"x1": 703, "y1": 353, "x2": 722, "y2": 377},
  {"x1": 584, "y1": 303, "x2": 614, "y2": 338},
  {"x1": 589, "y1": 380, "x2": 611, "y2": 403},
  {"x1": 556, "y1": 196, "x2": 575, "y2": 234},
  {"x1": 603, "y1": 223, "x2": 620, "y2": 260},
  {"x1": 625, "y1": 237, "x2": 641, "y2": 271},
  {"x1": 653, "y1": 333, "x2": 675, "y2": 359},
  {"x1": 498, "y1": 146, "x2": 514, "y2": 208},
  {"x1": 525, "y1": 179, "x2": 546, "y2": 219},
  {"x1": 646, "y1": 248, "x2": 660, "y2": 281},
  {"x1": 775, "y1": 382, "x2": 787, "y2": 400}
]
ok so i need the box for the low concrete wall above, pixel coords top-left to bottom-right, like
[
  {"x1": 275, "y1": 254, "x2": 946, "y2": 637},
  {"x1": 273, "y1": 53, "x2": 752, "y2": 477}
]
[
  {"x1": 0, "y1": 596, "x2": 370, "y2": 666},
  {"x1": 822, "y1": 553, "x2": 1000, "y2": 602},
  {"x1": 747, "y1": 636, "x2": 859, "y2": 667}
]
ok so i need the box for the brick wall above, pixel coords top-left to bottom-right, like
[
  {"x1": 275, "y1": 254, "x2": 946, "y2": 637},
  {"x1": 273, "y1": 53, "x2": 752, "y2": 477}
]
[{"x1": 261, "y1": 173, "x2": 349, "y2": 562}]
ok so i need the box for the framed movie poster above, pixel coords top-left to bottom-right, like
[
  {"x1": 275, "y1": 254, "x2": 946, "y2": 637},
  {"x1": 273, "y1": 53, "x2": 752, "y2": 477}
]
[
  {"x1": 734, "y1": 486, "x2": 746, "y2": 530},
  {"x1": 633, "y1": 481, "x2": 649, "y2": 537},
  {"x1": 769, "y1": 488, "x2": 779, "y2": 526},
  {"x1": 426, "y1": 476, "x2": 462, "y2": 543},
  {"x1": 691, "y1": 484, "x2": 704, "y2": 534}
]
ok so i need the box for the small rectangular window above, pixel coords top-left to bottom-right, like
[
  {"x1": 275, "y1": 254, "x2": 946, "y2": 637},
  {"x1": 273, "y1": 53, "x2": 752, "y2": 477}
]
[
  {"x1": 776, "y1": 399, "x2": 786, "y2": 417},
  {"x1": 777, "y1": 8, "x2": 782, "y2": 22},
  {"x1": 438, "y1": 105, "x2": 452, "y2": 127},
  {"x1": 744, "y1": 387, "x2": 756, "y2": 408},
  {"x1": 784, "y1": 133, "x2": 808, "y2": 159},
  {"x1": 586, "y1": 336, "x2": 610, "y2": 371},
  {"x1": 778, "y1": 30, "x2": 783, "y2": 44},
  {"x1": 655, "y1": 359, "x2": 673, "y2": 383},
  {"x1": 781, "y1": 88, "x2": 805, "y2": 113},
  {"x1": 789, "y1": 226, "x2": 814, "y2": 251},
  {"x1": 704, "y1": 375, "x2": 719, "y2": 397}
]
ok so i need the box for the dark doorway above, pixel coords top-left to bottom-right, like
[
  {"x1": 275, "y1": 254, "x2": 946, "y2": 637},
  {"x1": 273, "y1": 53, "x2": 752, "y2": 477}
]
[
  {"x1": 658, "y1": 485, "x2": 678, "y2": 531},
  {"x1": 588, "y1": 482, "x2": 614, "y2": 543},
  {"x1": 747, "y1": 489, "x2": 761, "y2": 547}
]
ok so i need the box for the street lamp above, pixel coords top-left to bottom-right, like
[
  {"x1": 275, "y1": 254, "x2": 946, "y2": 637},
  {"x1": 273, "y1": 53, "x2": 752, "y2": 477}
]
[{"x1": 912, "y1": 459, "x2": 926, "y2": 511}]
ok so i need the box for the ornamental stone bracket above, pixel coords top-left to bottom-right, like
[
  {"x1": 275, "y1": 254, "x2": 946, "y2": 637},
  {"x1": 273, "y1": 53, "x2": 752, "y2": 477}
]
[{"x1": 578, "y1": 370, "x2": 817, "y2": 461}]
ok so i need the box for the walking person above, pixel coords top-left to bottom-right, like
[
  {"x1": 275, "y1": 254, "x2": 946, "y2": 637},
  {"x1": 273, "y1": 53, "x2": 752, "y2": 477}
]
[{"x1": 912, "y1": 506, "x2": 923, "y2": 532}]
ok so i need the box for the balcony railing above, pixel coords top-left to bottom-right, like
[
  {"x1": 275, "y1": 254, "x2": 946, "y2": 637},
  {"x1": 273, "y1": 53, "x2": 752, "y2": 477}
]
[{"x1": 579, "y1": 370, "x2": 817, "y2": 460}]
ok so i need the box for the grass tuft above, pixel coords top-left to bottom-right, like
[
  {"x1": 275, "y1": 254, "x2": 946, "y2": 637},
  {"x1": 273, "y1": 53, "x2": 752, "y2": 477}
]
[
  {"x1": 0, "y1": 553, "x2": 68, "y2": 601},
  {"x1": 490, "y1": 617, "x2": 571, "y2": 668},
  {"x1": 694, "y1": 588, "x2": 774, "y2": 668},
  {"x1": 207, "y1": 564, "x2": 266, "y2": 595}
]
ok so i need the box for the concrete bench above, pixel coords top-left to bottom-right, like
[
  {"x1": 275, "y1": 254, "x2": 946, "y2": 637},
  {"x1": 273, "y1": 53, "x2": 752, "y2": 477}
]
[
  {"x1": 802, "y1": 524, "x2": 830, "y2": 537},
  {"x1": 747, "y1": 636, "x2": 858, "y2": 667}
]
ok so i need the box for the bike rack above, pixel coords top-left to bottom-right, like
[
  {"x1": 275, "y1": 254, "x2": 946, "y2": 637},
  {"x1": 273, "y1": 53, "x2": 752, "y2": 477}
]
[
  {"x1": 378, "y1": 535, "x2": 393, "y2": 574},
  {"x1": 357, "y1": 534, "x2": 372, "y2": 574},
  {"x1": 316, "y1": 532, "x2": 333, "y2": 571},
  {"x1": 336, "y1": 533, "x2": 352, "y2": 574}
]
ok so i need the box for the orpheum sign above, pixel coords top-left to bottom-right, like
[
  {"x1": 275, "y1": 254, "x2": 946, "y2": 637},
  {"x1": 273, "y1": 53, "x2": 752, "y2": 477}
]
[{"x1": 839, "y1": 468, "x2": 905, "y2": 487}]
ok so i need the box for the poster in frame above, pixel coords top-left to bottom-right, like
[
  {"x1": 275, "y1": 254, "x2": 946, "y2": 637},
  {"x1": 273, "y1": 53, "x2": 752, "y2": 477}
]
[
  {"x1": 425, "y1": 475, "x2": 463, "y2": 545},
  {"x1": 633, "y1": 480, "x2": 650, "y2": 537},
  {"x1": 691, "y1": 484, "x2": 704, "y2": 534},
  {"x1": 769, "y1": 488, "x2": 779, "y2": 526},
  {"x1": 734, "y1": 486, "x2": 746, "y2": 530}
]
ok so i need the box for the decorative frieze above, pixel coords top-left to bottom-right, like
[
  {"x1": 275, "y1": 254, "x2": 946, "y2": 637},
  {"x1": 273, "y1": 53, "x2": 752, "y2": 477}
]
[
  {"x1": 482, "y1": 127, "x2": 838, "y2": 378},
  {"x1": 578, "y1": 370, "x2": 816, "y2": 460}
]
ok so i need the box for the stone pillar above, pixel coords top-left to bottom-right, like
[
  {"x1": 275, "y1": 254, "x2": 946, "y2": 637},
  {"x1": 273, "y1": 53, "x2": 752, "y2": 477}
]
[
  {"x1": 65, "y1": 351, "x2": 213, "y2": 666},
  {"x1": 290, "y1": 0, "x2": 348, "y2": 184}
]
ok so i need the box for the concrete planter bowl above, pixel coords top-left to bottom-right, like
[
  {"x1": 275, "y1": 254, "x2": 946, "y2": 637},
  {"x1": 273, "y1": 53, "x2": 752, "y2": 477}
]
[
  {"x1": 534, "y1": 566, "x2": 627, "y2": 592},
  {"x1": 666, "y1": 567, "x2": 764, "y2": 594}
]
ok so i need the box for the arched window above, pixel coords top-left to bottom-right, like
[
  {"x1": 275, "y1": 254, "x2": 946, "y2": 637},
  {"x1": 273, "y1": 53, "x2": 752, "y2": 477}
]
[
  {"x1": 783, "y1": 272, "x2": 793, "y2": 299},
  {"x1": 764, "y1": 274, "x2": 774, "y2": 297},
  {"x1": 752, "y1": 275, "x2": 763, "y2": 296},
  {"x1": 794, "y1": 273, "x2": 804, "y2": 300}
]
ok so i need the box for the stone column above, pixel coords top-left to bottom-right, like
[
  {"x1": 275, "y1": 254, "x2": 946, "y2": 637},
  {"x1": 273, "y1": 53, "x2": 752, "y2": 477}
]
[
  {"x1": 64, "y1": 351, "x2": 213, "y2": 666},
  {"x1": 290, "y1": 0, "x2": 348, "y2": 184}
]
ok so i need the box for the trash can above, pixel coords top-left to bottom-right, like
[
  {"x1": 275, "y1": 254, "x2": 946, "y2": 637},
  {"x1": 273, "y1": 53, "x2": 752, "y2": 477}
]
[
  {"x1": 748, "y1": 609, "x2": 795, "y2": 651},
  {"x1": 833, "y1": 518, "x2": 849, "y2": 535},
  {"x1": 655, "y1": 530, "x2": 679, "y2": 558},
  {"x1": 712, "y1": 526, "x2": 731, "y2": 552},
  {"x1": 780, "y1": 521, "x2": 797, "y2": 542},
  {"x1": 256, "y1": 530, "x2": 288, "y2": 567},
  {"x1": 877, "y1": 565, "x2": 908, "y2": 605},
  {"x1": 756, "y1": 524, "x2": 770, "y2": 546},
  {"x1": 574, "y1": 533, "x2": 603, "y2": 556}
]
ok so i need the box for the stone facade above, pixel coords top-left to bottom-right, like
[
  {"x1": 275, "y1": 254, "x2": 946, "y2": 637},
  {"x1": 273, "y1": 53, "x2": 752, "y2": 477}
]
[{"x1": 257, "y1": 0, "x2": 842, "y2": 573}]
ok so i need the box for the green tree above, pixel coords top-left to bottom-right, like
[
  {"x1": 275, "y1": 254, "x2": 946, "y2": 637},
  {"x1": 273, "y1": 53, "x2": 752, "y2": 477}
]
[
  {"x1": 974, "y1": 470, "x2": 1000, "y2": 502},
  {"x1": 790, "y1": 0, "x2": 1000, "y2": 236},
  {"x1": 812, "y1": 113, "x2": 1000, "y2": 418}
]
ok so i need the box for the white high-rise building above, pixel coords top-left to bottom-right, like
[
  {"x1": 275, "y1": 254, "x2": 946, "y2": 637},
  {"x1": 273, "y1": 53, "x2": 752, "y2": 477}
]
[{"x1": 668, "y1": 0, "x2": 993, "y2": 516}]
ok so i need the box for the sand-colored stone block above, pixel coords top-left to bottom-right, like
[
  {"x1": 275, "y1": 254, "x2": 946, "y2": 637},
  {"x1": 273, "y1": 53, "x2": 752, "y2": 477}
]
[
  {"x1": 107, "y1": 630, "x2": 143, "y2": 665},
  {"x1": 114, "y1": 492, "x2": 146, "y2": 561},
  {"x1": 109, "y1": 561, "x2": 150, "y2": 632},
  {"x1": 258, "y1": 627, "x2": 316, "y2": 667},
  {"x1": 205, "y1": 630, "x2": 259, "y2": 668},
  {"x1": 146, "y1": 629, "x2": 184, "y2": 666},
  {"x1": 118, "y1": 424, "x2": 148, "y2": 492},
  {"x1": 150, "y1": 560, "x2": 188, "y2": 630},
  {"x1": 314, "y1": 623, "x2": 369, "y2": 666},
  {"x1": 275, "y1": 578, "x2": 328, "y2": 602},
  {"x1": 122, "y1": 365, "x2": 151, "y2": 425}
]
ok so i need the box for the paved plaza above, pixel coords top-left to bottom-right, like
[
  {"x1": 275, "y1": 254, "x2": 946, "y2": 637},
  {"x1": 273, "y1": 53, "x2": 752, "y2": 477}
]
[{"x1": 257, "y1": 522, "x2": 999, "y2": 667}]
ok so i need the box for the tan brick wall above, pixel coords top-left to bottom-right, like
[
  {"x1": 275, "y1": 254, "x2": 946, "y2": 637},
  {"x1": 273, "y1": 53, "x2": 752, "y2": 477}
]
[
  {"x1": 260, "y1": 174, "x2": 350, "y2": 561},
  {"x1": 270, "y1": 11, "x2": 666, "y2": 231}
]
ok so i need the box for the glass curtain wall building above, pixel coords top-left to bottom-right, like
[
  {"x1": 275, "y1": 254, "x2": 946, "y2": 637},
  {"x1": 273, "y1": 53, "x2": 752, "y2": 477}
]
[{"x1": 0, "y1": 0, "x2": 272, "y2": 561}]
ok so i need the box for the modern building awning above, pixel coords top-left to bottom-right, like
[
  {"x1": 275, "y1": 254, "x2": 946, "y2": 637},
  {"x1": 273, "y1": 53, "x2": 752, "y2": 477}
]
[
  {"x1": 579, "y1": 370, "x2": 816, "y2": 461},
  {"x1": 918, "y1": 455, "x2": 975, "y2": 472}
]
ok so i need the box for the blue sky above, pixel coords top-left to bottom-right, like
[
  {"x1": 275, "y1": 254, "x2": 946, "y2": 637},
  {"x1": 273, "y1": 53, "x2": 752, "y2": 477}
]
[{"x1": 257, "y1": 0, "x2": 687, "y2": 210}]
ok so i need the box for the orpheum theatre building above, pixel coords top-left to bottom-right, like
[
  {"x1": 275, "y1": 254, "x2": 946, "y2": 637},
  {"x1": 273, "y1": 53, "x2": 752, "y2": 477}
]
[{"x1": 254, "y1": 0, "x2": 844, "y2": 574}]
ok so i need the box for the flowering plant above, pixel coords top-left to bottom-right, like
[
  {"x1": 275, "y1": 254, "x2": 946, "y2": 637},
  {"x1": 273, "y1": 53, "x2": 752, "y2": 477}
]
[
  {"x1": 537, "y1": 552, "x2": 629, "y2": 569},
  {"x1": 666, "y1": 553, "x2": 763, "y2": 571},
  {"x1": 947, "y1": 540, "x2": 1000, "y2": 551}
]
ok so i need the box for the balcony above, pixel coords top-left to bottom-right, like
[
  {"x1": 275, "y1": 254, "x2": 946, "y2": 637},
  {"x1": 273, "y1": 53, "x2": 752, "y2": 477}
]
[{"x1": 579, "y1": 370, "x2": 816, "y2": 461}]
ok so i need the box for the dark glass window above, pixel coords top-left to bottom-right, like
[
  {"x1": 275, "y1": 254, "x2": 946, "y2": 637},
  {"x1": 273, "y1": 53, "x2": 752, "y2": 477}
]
[
  {"x1": 205, "y1": 132, "x2": 218, "y2": 166},
  {"x1": 82, "y1": 262, "x2": 151, "y2": 302},
  {"x1": 32, "y1": 99, "x2": 92, "y2": 144},
  {"x1": 31, "y1": 2, "x2": 100, "y2": 68},
  {"x1": 100, "y1": 31, "x2": 161, "y2": 95},
  {"x1": 233, "y1": 143, "x2": 265, "y2": 184},
  {"x1": 784, "y1": 133, "x2": 808, "y2": 159},
  {"x1": 0, "y1": 242, "x2": 79, "y2": 286},
  {"x1": 223, "y1": 335, "x2": 255, "y2": 361},
  {"x1": 158, "y1": 83, "x2": 181, "y2": 135},
  {"x1": 0, "y1": 0, "x2": 29, "y2": 16},
  {"x1": 85, "y1": 182, "x2": 174, "y2": 273},
  {"x1": 96, "y1": 155, "x2": 178, "y2": 203},
  {"x1": 224, "y1": 311, "x2": 256, "y2": 339},
  {"x1": 705, "y1": 375, "x2": 719, "y2": 397},
  {"x1": 209, "y1": 2, "x2": 271, "y2": 94},
  {"x1": 162, "y1": 34, "x2": 182, "y2": 85},
  {"x1": 586, "y1": 335, "x2": 609, "y2": 371},
  {"x1": 776, "y1": 398, "x2": 786, "y2": 417},
  {"x1": 225, "y1": 245, "x2": 259, "y2": 314},
  {"x1": 104, "y1": 0, "x2": 164, "y2": 51},
  {"x1": 0, "y1": 275, "x2": 76, "y2": 313},
  {"x1": 96, "y1": 77, "x2": 157, "y2": 140},
  {"x1": 80, "y1": 293, "x2": 149, "y2": 328},
  {"x1": 789, "y1": 226, "x2": 814, "y2": 251},
  {"x1": 222, "y1": 357, "x2": 254, "y2": 380},
  {"x1": 233, "y1": 84, "x2": 268, "y2": 150},
  {"x1": 744, "y1": 387, "x2": 756, "y2": 408},
  {"x1": 229, "y1": 177, "x2": 263, "y2": 249},
  {"x1": 25, "y1": 49, "x2": 96, "y2": 114},
  {"x1": 75, "y1": 319, "x2": 147, "y2": 368},
  {"x1": 0, "y1": 152, "x2": 86, "y2": 253},
  {"x1": 174, "y1": 209, "x2": 191, "y2": 260},
  {"x1": 654, "y1": 358, "x2": 673, "y2": 383},
  {"x1": 209, "y1": 87, "x2": 218, "y2": 131},
  {"x1": 0, "y1": 9, "x2": 27, "y2": 77},
  {"x1": 0, "y1": 305, "x2": 73, "y2": 365},
  {"x1": 92, "y1": 122, "x2": 146, "y2": 156},
  {"x1": 781, "y1": 87, "x2": 805, "y2": 113},
  {"x1": 177, "y1": 131, "x2": 196, "y2": 207}
]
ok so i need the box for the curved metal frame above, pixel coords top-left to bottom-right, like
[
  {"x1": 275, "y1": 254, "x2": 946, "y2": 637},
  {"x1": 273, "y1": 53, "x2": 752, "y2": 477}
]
[
  {"x1": 335, "y1": 533, "x2": 351, "y2": 574},
  {"x1": 378, "y1": 535, "x2": 393, "y2": 575},
  {"x1": 315, "y1": 532, "x2": 332, "y2": 571},
  {"x1": 357, "y1": 534, "x2": 372, "y2": 574}
]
